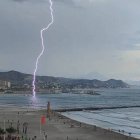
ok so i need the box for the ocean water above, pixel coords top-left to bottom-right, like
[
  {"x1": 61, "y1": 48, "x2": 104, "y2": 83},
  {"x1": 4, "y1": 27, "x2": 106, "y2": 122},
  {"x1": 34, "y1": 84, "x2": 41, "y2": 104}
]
[
  {"x1": 0, "y1": 88, "x2": 140, "y2": 109},
  {"x1": 0, "y1": 88, "x2": 140, "y2": 138},
  {"x1": 63, "y1": 108, "x2": 140, "y2": 139}
]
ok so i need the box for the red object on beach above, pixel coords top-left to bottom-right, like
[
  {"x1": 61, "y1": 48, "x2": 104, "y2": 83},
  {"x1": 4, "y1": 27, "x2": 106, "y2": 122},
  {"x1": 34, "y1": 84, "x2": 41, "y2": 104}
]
[{"x1": 41, "y1": 116, "x2": 46, "y2": 125}]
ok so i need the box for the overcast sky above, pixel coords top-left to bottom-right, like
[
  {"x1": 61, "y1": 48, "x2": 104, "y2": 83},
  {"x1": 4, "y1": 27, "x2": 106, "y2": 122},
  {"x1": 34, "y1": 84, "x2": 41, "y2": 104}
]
[{"x1": 1, "y1": 0, "x2": 140, "y2": 80}]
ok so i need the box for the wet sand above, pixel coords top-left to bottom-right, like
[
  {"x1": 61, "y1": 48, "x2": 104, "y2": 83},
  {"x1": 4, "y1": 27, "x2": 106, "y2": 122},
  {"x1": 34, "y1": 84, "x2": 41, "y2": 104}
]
[{"x1": 0, "y1": 107, "x2": 139, "y2": 140}]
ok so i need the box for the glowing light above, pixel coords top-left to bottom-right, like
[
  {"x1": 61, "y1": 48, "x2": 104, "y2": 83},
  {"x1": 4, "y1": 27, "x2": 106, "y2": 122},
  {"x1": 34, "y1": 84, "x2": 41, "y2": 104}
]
[{"x1": 32, "y1": 0, "x2": 54, "y2": 97}]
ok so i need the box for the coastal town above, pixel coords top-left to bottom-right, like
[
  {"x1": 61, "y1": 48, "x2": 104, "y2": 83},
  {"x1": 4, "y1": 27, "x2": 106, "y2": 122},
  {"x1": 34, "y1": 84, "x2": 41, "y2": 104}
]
[
  {"x1": 0, "y1": 79, "x2": 99, "y2": 95},
  {"x1": 0, "y1": 71, "x2": 128, "y2": 94}
]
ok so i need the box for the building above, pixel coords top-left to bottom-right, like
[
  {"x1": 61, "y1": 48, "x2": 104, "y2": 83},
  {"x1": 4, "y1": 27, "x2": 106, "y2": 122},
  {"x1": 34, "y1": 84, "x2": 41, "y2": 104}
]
[{"x1": 0, "y1": 80, "x2": 11, "y2": 89}]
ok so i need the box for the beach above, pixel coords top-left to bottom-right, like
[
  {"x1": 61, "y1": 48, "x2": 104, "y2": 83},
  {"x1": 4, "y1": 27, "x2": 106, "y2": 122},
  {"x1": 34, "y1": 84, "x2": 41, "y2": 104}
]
[{"x1": 0, "y1": 107, "x2": 139, "y2": 140}]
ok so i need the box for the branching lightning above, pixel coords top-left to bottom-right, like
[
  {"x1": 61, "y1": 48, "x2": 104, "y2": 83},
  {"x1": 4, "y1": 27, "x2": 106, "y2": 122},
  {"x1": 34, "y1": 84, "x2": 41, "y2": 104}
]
[{"x1": 32, "y1": 0, "x2": 54, "y2": 97}]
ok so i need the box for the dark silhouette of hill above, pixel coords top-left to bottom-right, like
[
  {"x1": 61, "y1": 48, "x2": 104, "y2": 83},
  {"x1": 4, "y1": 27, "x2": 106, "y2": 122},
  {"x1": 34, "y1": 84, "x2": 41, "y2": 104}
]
[{"x1": 0, "y1": 70, "x2": 129, "y2": 88}]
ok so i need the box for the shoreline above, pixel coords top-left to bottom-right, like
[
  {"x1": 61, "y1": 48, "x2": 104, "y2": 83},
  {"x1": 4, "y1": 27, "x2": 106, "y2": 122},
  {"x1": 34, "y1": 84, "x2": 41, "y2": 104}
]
[
  {"x1": 0, "y1": 107, "x2": 139, "y2": 140},
  {"x1": 60, "y1": 112, "x2": 139, "y2": 140}
]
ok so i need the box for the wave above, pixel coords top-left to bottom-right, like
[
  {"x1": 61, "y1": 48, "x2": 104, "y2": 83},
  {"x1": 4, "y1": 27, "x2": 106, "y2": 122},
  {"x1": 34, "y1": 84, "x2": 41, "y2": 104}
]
[
  {"x1": 95, "y1": 117, "x2": 140, "y2": 130},
  {"x1": 85, "y1": 109, "x2": 140, "y2": 123}
]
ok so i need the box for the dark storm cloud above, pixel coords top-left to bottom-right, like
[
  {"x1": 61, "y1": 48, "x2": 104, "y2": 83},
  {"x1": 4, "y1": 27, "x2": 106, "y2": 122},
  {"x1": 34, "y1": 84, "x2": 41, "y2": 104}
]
[
  {"x1": 12, "y1": 0, "x2": 27, "y2": 2},
  {"x1": 11, "y1": 0, "x2": 76, "y2": 7},
  {"x1": 11, "y1": 0, "x2": 73, "y2": 4},
  {"x1": 11, "y1": 0, "x2": 46, "y2": 3},
  {"x1": 53, "y1": 0, "x2": 74, "y2": 5},
  {"x1": 1, "y1": 0, "x2": 140, "y2": 80}
]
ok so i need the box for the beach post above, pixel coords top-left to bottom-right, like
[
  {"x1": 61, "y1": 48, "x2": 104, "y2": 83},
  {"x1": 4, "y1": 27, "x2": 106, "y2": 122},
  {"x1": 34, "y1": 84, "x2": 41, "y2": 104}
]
[
  {"x1": 40, "y1": 119, "x2": 41, "y2": 135},
  {"x1": 45, "y1": 134, "x2": 47, "y2": 140},
  {"x1": 3, "y1": 120, "x2": 5, "y2": 140}
]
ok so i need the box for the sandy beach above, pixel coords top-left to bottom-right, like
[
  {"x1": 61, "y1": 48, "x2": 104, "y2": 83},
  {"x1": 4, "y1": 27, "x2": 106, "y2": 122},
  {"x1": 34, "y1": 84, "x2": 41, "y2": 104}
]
[{"x1": 0, "y1": 107, "x2": 139, "y2": 140}]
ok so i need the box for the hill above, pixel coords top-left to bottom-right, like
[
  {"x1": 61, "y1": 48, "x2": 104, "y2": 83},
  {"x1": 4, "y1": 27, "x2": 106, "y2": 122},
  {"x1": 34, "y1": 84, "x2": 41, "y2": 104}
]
[{"x1": 0, "y1": 70, "x2": 129, "y2": 89}]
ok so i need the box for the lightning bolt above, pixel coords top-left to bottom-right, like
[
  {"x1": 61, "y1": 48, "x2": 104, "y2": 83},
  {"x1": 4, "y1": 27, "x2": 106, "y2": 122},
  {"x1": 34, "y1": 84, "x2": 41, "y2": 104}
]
[{"x1": 32, "y1": 0, "x2": 54, "y2": 97}]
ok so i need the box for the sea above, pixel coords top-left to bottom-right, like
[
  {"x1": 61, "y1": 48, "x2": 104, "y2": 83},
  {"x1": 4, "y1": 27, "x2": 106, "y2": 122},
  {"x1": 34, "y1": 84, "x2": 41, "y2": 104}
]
[{"x1": 1, "y1": 88, "x2": 140, "y2": 139}]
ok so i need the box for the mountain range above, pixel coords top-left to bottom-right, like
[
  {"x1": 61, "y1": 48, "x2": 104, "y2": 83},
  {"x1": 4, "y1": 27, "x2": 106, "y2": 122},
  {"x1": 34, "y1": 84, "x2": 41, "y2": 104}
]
[{"x1": 0, "y1": 70, "x2": 129, "y2": 89}]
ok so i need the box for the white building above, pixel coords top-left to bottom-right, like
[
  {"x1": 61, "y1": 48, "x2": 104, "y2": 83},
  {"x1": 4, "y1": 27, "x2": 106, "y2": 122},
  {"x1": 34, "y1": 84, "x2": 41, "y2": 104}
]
[{"x1": 0, "y1": 80, "x2": 11, "y2": 89}]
